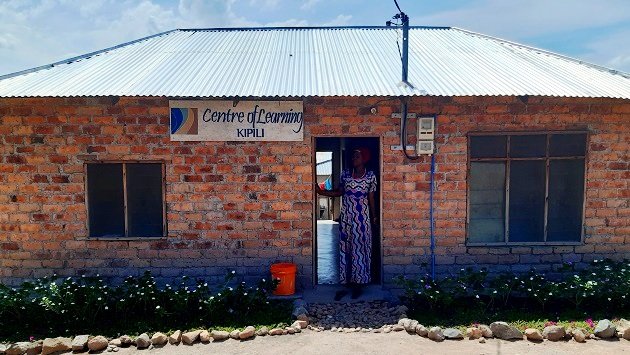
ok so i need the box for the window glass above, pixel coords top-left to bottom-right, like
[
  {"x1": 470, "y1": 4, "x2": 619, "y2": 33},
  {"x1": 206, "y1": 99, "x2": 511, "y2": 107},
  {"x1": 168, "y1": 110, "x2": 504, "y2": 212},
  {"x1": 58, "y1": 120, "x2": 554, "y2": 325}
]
[
  {"x1": 127, "y1": 164, "x2": 164, "y2": 237},
  {"x1": 547, "y1": 159, "x2": 585, "y2": 241},
  {"x1": 468, "y1": 162, "x2": 506, "y2": 243},
  {"x1": 470, "y1": 136, "x2": 507, "y2": 158},
  {"x1": 87, "y1": 164, "x2": 125, "y2": 237},
  {"x1": 550, "y1": 134, "x2": 587, "y2": 157},
  {"x1": 508, "y1": 161, "x2": 546, "y2": 242},
  {"x1": 510, "y1": 135, "x2": 546, "y2": 158}
]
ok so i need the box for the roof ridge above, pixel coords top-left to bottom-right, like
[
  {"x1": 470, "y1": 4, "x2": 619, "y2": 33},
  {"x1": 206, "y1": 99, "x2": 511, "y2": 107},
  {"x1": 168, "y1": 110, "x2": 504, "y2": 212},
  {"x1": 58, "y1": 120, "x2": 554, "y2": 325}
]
[
  {"x1": 451, "y1": 27, "x2": 630, "y2": 79},
  {"x1": 176, "y1": 25, "x2": 452, "y2": 31},
  {"x1": 0, "y1": 29, "x2": 177, "y2": 81}
]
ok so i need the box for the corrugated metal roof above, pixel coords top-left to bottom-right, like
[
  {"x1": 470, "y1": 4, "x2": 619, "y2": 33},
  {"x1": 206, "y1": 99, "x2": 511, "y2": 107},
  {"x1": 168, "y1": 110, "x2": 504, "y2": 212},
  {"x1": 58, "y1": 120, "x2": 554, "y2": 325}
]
[{"x1": 0, "y1": 26, "x2": 629, "y2": 98}]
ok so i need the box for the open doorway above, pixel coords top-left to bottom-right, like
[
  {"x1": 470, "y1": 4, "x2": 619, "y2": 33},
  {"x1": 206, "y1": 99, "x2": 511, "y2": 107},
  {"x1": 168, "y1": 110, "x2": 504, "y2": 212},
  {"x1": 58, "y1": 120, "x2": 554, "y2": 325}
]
[{"x1": 314, "y1": 137, "x2": 381, "y2": 285}]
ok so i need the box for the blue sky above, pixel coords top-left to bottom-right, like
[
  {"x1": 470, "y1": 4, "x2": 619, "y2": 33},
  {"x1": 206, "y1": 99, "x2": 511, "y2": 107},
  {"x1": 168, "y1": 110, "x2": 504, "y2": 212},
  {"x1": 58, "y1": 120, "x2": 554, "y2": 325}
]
[{"x1": 1, "y1": 0, "x2": 629, "y2": 75}]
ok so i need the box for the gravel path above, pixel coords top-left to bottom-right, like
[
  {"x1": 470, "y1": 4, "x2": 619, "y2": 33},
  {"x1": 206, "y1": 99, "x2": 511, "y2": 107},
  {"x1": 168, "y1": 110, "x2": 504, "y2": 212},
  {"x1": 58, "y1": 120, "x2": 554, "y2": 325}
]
[{"x1": 114, "y1": 330, "x2": 629, "y2": 355}]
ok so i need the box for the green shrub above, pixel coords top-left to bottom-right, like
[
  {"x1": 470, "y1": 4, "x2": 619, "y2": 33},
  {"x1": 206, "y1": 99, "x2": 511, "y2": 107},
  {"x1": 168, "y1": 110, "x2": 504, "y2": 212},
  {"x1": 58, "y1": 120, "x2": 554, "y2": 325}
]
[
  {"x1": 0, "y1": 271, "x2": 286, "y2": 341},
  {"x1": 396, "y1": 258, "x2": 630, "y2": 317}
]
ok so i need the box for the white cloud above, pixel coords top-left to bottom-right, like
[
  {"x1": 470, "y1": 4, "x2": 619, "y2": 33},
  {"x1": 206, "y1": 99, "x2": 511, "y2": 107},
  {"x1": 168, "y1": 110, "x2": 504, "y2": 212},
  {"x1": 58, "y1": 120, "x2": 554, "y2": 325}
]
[
  {"x1": 412, "y1": 0, "x2": 630, "y2": 72},
  {"x1": 322, "y1": 14, "x2": 352, "y2": 26},
  {"x1": 413, "y1": 0, "x2": 630, "y2": 38},
  {"x1": 300, "y1": 0, "x2": 320, "y2": 11},
  {"x1": 267, "y1": 18, "x2": 309, "y2": 27},
  {"x1": 580, "y1": 28, "x2": 630, "y2": 72}
]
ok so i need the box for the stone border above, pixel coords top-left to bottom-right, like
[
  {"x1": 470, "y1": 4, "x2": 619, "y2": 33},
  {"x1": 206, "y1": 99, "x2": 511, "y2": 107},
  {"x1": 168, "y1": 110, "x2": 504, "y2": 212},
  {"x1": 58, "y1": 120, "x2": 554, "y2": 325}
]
[{"x1": 0, "y1": 306, "x2": 627, "y2": 355}]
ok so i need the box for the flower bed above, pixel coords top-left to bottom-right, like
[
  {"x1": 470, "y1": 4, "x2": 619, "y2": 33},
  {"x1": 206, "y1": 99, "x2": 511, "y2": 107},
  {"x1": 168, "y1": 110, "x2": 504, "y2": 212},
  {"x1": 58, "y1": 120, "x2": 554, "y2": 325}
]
[
  {"x1": 0, "y1": 271, "x2": 291, "y2": 342},
  {"x1": 395, "y1": 258, "x2": 629, "y2": 324}
]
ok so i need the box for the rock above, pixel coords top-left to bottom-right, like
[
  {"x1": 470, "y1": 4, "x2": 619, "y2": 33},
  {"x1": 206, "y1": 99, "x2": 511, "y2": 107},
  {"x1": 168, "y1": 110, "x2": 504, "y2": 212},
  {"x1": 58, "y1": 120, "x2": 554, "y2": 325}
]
[
  {"x1": 25, "y1": 341, "x2": 42, "y2": 355},
  {"x1": 398, "y1": 318, "x2": 412, "y2": 331},
  {"x1": 415, "y1": 324, "x2": 428, "y2": 337},
  {"x1": 151, "y1": 332, "x2": 167, "y2": 346},
  {"x1": 392, "y1": 324, "x2": 404, "y2": 332},
  {"x1": 286, "y1": 327, "x2": 296, "y2": 335},
  {"x1": 72, "y1": 335, "x2": 89, "y2": 352},
  {"x1": 479, "y1": 338, "x2": 486, "y2": 343},
  {"x1": 199, "y1": 330, "x2": 211, "y2": 343},
  {"x1": 135, "y1": 333, "x2": 151, "y2": 349},
  {"x1": 239, "y1": 326, "x2": 256, "y2": 340},
  {"x1": 617, "y1": 319, "x2": 630, "y2": 340},
  {"x1": 0, "y1": 344, "x2": 7, "y2": 355},
  {"x1": 6, "y1": 342, "x2": 30, "y2": 355},
  {"x1": 543, "y1": 326, "x2": 565, "y2": 341},
  {"x1": 119, "y1": 335, "x2": 133, "y2": 347},
  {"x1": 182, "y1": 330, "x2": 201, "y2": 345},
  {"x1": 478, "y1": 324, "x2": 493, "y2": 338},
  {"x1": 269, "y1": 328, "x2": 284, "y2": 336},
  {"x1": 428, "y1": 327, "x2": 445, "y2": 342},
  {"x1": 297, "y1": 314, "x2": 309, "y2": 322},
  {"x1": 490, "y1": 322, "x2": 523, "y2": 340},
  {"x1": 109, "y1": 339, "x2": 121, "y2": 347},
  {"x1": 211, "y1": 330, "x2": 230, "y2": 341},
  {"x1": 443, "y1": 328, "x2": 464, "y2": 340},
  {"x1": 293, "y1": 306, "x2": 308, "y2": 318},
  {"x1": 573, "y1": 329, "x2": 586, "y2": 343},
  {"x1": 525, "y1": 328, "x2": 543, "y2": 341},
  {"x1": 168, "y1": 331, "x2": 181, "y2": 345},
  {"x1": 41, "y1": 337, "x2": 72, "y2": 355},
  {"x1": 88, "y1": 336, "x2": 109, "y2": 352},
  {"x1": 229, "y1": 330, "x2": 240, "y2": 339},
  {"x1": 594, "y1": 319, "x2": 616, "y2": 338},
  {"x1": 256, "y1": 327, "x2": 269, "y2": 336},
  {"x1": 292, "y1": 320, "x2": 308, "y2": 329},
  {"x1": 466, "y1": 327, "x2": 483, "y2": 340}
]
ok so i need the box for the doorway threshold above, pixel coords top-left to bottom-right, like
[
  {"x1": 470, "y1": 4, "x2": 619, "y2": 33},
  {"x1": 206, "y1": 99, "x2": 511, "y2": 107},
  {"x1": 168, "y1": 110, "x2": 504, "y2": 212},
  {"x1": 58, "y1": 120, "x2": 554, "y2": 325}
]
[{"x1": 303, "y1": 284, "x2": 394, "y2": 304}]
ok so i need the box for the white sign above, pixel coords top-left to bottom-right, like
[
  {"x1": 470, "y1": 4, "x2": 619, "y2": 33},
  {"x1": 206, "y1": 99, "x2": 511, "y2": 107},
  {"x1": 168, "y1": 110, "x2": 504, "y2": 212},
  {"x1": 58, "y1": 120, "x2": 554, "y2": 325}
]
[{"x1": 169, "y1": 100, "x2": 304, "y2": 141}]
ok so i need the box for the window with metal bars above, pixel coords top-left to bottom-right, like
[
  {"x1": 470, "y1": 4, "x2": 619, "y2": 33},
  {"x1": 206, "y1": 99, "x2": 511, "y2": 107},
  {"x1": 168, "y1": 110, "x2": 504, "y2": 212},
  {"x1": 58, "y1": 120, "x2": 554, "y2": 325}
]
[
  {"x1": 467, "y1": 132, "x2": 587, "y2": 244},
  {"x1": 86, "y1": 162, "x2": 165, "y2": 238}
]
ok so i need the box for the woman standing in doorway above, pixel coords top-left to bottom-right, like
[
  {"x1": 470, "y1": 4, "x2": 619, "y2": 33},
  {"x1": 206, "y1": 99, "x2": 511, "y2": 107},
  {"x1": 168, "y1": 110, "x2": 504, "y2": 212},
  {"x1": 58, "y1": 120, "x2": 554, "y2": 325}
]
[{"x1": 315, "y1": 147, "x2": 377, "y2": 300}]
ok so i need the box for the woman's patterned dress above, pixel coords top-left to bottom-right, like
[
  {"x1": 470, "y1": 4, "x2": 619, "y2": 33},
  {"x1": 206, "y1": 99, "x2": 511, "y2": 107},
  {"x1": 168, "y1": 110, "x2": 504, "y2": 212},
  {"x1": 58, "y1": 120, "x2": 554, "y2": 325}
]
[{"x1": 339, "y1": 169, "x2": 377, "y2": 284}]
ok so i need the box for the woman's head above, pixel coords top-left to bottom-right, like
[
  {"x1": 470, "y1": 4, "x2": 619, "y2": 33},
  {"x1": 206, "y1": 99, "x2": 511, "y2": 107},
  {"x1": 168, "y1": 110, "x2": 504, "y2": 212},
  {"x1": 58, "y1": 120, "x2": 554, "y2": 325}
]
[{"x1": 351, "y1": 147, "x2": 371, "y2": 168}]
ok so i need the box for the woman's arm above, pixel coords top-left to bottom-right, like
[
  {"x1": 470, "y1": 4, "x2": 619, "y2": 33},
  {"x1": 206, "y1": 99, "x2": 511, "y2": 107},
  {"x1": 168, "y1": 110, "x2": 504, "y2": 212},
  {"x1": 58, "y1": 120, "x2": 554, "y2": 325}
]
[
  {"x1": 315, "y1": 183, "x2": 343, "y2": 197},
  {"x1": 368, "y1": 191, "x2": 378, "y2": 225}
]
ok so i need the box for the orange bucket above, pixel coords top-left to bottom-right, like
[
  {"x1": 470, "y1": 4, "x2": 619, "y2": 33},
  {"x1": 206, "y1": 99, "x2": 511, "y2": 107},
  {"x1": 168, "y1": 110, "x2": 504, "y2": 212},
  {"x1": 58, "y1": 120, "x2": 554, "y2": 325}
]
[{"x1": 270, "y1": 263, "x2": 297, "y2": 296}]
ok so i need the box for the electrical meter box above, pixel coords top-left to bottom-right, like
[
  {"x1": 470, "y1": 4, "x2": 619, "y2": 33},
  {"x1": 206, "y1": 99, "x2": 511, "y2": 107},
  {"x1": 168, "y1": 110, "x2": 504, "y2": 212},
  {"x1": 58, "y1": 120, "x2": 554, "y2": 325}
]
[
  {"x1": 417, "y1": 117, "x2": 435, "y2": 140},
  {"x1": 417, "y1": 140, "x2": 434, "y2": 155},
  {"x1": 417, "y1": 116, "x2": 435, "y2": 155}
]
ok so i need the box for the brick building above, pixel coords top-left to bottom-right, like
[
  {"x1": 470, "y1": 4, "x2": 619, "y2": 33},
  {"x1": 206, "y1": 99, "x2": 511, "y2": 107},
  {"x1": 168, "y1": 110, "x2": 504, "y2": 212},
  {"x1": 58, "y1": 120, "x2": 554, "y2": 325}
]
[{"x1": 0, "y1": 27, "x2": 628, "y2": 288}]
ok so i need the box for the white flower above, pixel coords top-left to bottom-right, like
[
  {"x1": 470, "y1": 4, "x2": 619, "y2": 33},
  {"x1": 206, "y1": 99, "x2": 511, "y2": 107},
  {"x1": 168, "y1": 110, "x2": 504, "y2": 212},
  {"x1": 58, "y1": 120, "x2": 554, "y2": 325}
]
[
  {"x1": 243, "y1": 293, "x2": 248, "y2": 296},
  {"x1": 475, "y1": 295, "x2": 479, "y2": 299},
  {"x1": 493, "y1": 290, "x2": 498, "y2": 294},
  {"x1": 104, "y1": 306, "x2": 108, "y2": 310},
  {"x1": 231, "y1": 270, "x2": 236, "y2": 274},
  {"x1": 97, "y1": 297, "x2": 102, "y2": 301},
  {"x1": 156, "y1": 305, "x2": 161, "y2": 310}
]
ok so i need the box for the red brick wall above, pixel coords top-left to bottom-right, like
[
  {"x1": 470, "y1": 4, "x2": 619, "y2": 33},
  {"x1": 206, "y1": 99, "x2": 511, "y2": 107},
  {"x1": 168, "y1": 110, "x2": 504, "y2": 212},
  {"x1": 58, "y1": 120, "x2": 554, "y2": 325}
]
[{"x1": 0, "y1": 96, "x2": 628, "y2": 286}]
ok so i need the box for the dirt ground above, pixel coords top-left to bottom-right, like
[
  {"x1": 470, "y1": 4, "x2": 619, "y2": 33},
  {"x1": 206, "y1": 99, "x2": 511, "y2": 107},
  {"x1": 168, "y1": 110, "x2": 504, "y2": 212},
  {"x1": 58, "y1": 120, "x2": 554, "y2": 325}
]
[{"x1": 116, "y1": 330, "x2": 629, "y2": 355}]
